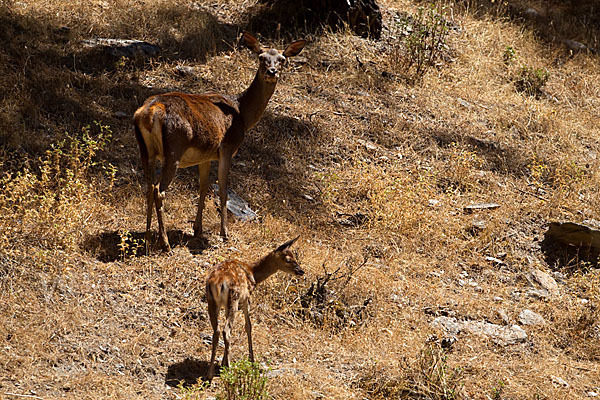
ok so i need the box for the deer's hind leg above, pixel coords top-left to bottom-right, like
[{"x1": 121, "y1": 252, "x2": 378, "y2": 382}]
[
  {"x1": 193, "y1": 161, "x2": 211, "y2": 238},
  {"x1": 222, "y1": 297, "x2": 238, "y2": 369},
  {"x1": 207, "y1": 295, "x2": 220, "y2": 381},
  {"x1": 241, "y1": 298, "x2": 254, "y2": 362}
]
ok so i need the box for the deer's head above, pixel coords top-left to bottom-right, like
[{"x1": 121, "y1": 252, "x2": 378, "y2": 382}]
[
  {"x1": 272, "y1": 236, "x2": 304, "y2": 276},
  {"x1": 242, "y1": 32, "x2": 306, "y2": 83}
]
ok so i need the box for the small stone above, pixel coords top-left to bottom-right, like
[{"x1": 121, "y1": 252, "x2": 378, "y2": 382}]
[
  {"x1": 530, "y1": 269, "x2": 559, "y2": 296},
  {"x1": 550, "y1": 375, "x2": 569, "y2": 388},
  {"x1": 457, "y1": 97, "x2": 473, "y2": 108},
  {"x1": 587, "y1": 391, "x2": 598, "y2": 397},
  {"x1": 519, "y1": 309, "x2": 545, "y2": 326},
  {"x1": 174, "y1": 65, "x2": 195, "y2": 76},
  {"x1": 114, "y1": 111, "x2": 128, "y2": 118},
  {"x1": 526, "y1": 289, "x2": 549, "y2": 300},
  {"x1": 496, "y1": 309, "x2": 510, "y2": 324},
  {"x1": 564, "y1": 39, "x2": 587, "y2": 53},
  {"x1": 302, "y1": 194, "x2": 314, "y2": 201},
  {"x1": 486, "y1": 256, "x2": 505, "y2": 266},
  {"x1": 464, "y1": 203, "x2": 500, "y2": 213}
]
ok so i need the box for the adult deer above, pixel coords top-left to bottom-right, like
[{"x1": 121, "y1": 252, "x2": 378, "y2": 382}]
[
  {"x1": 133, "y1": 33, "x2": 306, "y2": 251},
  {"x1": 205, "y1": 236, "x2": 303, "y2": 380}
]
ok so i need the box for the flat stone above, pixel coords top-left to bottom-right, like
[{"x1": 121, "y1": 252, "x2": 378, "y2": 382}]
[
  {"x1": 212, "y1": 184, "x2": 258, "y2": 222},
  {"x1": 518, "y1": 309, "x2": 545, "y2": 326},
  {"x1": 563, "y1": 39, "x2": 587, "y2": 53},
  {"x1": 431, "y1": 316, "x2": 527, "y2": 345},
  {"x1": 545, "y1": 221, "x2": 600, "y2": 254},
  {"x1": 82, "y1": 38, "x2": 160, "y2": 59},
  {"x1": 464, "y1": 203, "x2": 500, "y2": 213},
  {"x1": 530, "y1": 269, "x2": 559, "y2": 296}
]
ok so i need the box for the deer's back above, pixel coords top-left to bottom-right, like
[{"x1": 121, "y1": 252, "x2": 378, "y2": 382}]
[
  {"x1": 134, "y1": 92, "x2": 241, "y2": 167},
  {"x1": 206, "y1": 260, "x2": 254, "y2": 307}
]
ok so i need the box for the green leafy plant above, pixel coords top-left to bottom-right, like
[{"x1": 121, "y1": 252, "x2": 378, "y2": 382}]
[
  {"x1": 490, "y1": 379, "x2": 505, "y2": 400},
  {"x1": 117, "y1": 229, "x2": 144, "y2": 260},
  {"x1": 176, "y1": 378, "x2": 209, "y2": 400},
  {"x1": 396, "y1": 5, "x2": 450, "y2": 81},
  {"x1": 515, "y1": 66, "x2": 549, "y2": 97},
  {"x1": 503, "y1": 45, "x2": 517, "y2": 64},
  {"x1": 217, "y1": 359, "x2": 270, "y2": 400}
]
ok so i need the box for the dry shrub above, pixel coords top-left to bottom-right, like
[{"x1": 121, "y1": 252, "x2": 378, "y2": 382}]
[
  {"x1": 0, "y1": 122, "x2": 113, "y2": 250},
  {"x1": 551, "y1": 269, "x2": 600, "y2": 361},
  {"x1": 357, "y1": 341, "x2": 464, "y2": 399}
]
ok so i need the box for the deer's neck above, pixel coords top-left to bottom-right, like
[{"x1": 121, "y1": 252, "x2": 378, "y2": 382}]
[
  {"x1": 237, "y1": 72, "x2": 276, "y2": 132},
  {"x1": 251, "y1": 254, "x2": 279, "y2": 285}
]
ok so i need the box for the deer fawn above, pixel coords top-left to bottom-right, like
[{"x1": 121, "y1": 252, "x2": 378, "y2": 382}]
[
  {"x1": 133, "y1": 33, "x2": 306, "y2": 251},
  {"x1": 205, "y1": 236, "x2": 304, "y2": 380}
]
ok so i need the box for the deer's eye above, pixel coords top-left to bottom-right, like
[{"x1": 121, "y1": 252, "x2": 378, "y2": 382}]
[{"x1": 285, "y1": 255, "x2": 292, "y2": 263}]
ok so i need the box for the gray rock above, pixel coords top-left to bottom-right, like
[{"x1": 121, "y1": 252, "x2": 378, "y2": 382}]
[
  {"x1": 523, "y1": 8, "x2": 542, "y2": 19},
  {"x1": 82, "y1": 38, "x2": 160, "y2": 59},
  {"x1": 526, "y1": 289, "x2": 550, "y2": 300},
  {"x1": 545, "y1": 221, "x2": 600, "y2": 255},
  {"x1": 530, "y1": 269, "x2": 559, "y2": 296},
  {"x1": 563, "y1": 39, "x2": 587, "y2": 53},
  {"x1": 212, "y1": 184, "x2": 258, "y2": 222},
  {"x1": 518, "y1": 309, "x2": 545, "y2": 326},
  {"x1": 431, "y1": 316, "x2": 527, "y2": 345},
  {"x1": 174, "y1": 65, "x2": 195, "y2": 76},
  {"x1": 464, "y1": 203, "x2": 500, "y2": 213}
]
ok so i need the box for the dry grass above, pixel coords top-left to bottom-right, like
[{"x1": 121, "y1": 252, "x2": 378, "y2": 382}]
[{"x1": 1, "y1": 0, "x2": 600, "y2": 399}]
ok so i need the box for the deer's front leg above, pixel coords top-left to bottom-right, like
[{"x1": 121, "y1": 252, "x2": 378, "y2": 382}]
[
  {"x1": 144, "y1": 158, "x2": 156, "y2": 255},
  {"x1": 217, "y1": 149, "x2": 232, "y2": 240}
]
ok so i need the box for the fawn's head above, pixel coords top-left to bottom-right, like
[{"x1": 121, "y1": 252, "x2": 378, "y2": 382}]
[
  {"x1": 270, "y1": 236, "x2": 304, "y2": 276},
  {"x1": 242, "y1": 32, "x2": 306, "y2": 83}
]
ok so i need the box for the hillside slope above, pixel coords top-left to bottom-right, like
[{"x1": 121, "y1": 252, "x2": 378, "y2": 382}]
[{"x1": 1, "y1": 0, "x2": 599, "y2": 399}]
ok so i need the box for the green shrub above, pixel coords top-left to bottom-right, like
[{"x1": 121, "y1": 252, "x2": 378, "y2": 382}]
[
  {"x1": 396, "y1": 5, "x2": 450, "y2": 81},
  {"x1": 217, "y1": 359, "x2": 269, "y2": 400},
  {"x1": 515, "y1": 66, "x2": 549, "y2": 97}
]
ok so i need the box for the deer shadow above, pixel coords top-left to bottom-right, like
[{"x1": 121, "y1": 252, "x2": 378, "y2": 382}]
[
  {"x1": 83, "y1": 229, "x2": 209, "y2": 262},
  {"x1": 165, "y1": 358, "x2": 215, "y2": 387}
]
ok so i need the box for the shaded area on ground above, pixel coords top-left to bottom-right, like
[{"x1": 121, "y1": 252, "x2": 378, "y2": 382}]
[
  {"x1": 165, "y1": 358, "x2": 214, "y2": 386},
  {"x1": 84, "y1": 230, "x2": 209, "y2": 261}
]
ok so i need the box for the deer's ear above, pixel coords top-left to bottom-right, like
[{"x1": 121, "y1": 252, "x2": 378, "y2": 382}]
[
  {"x1": 242, "y1": 32, "x2": 262, "y2": 54},
  {"x1": 275, "y1": 235, "x2": 300, "y2": 252},
  {"x1": 283, "y1": 39, "x2": 306, "y2": 57}
]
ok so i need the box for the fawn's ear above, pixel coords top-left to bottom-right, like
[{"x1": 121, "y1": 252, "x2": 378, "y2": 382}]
[
  {"x1": 242, "y1": 32, "x2": 262, "y2": 54},
  {"x1": 283, "y1": 39, "x2": 306, "y2": 57},
  {"x1": 275, "y1": 235, "x2": 300, "y2": 252}
]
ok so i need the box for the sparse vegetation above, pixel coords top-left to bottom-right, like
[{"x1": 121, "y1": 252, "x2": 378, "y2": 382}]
[
  {"x1": 515, "y1": 65, "x2": 550, "y2": 97},
  {"x1": 394, "y1": 4, "x2": 451, "y2": 80},
  {"x1": 218, "y1": 359, "x2": 270, "y2": 400},
  {"x1": 1, "y1": 0, "x2": 599, "y2": 399}
]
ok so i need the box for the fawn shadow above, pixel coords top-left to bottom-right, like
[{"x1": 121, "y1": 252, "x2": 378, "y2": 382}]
[
  {"x1": 165, "y1": 358, "x2": 215, "y2": 387},
  {"x1": 84, "y1": 229, "x2": 209, "y2": 261}
]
